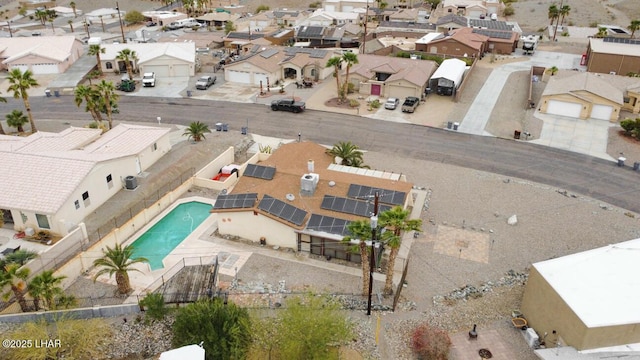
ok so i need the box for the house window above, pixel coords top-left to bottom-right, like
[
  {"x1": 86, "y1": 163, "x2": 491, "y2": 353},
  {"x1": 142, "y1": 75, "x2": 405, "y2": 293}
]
[
  {"x1": 36, "y1": 214, "x2": 50, "y2": 229},
  {"x1": 106, "y1": 174, "x2": 113, "y2": 189},
  {"x1": 152, "y1": 142, "x2": 157, "y2": 151},
  {"x1": 82, "y1": 191, "x2": 91, "y2": 207},
  {"x1": 20, "y1": 212, "x2": 27, "y2": 223},
  {"x1": 106, "y1": 62, "x2": 113, "y2": 69},
  {"x1": 74, "y1": 200, "x2": 80, "y2": 209},
  {"x1": 310, "y1": 69, "x2": 316, "y2": 77}
]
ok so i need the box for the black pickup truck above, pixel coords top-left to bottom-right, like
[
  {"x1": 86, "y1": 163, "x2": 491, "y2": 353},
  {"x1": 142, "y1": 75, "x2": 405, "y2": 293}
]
[
  {"x1": 271, "y1": 99, "x2": 306, "y2": 113},
  {"x1": 401, "y1": 96, "x2": 420, "y2": 113}
]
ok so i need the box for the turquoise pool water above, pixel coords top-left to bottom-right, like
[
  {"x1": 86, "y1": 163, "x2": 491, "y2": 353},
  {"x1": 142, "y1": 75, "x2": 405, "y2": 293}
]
[{"x1": 131, "y1": 201, "x2": 212, "y2": 270}]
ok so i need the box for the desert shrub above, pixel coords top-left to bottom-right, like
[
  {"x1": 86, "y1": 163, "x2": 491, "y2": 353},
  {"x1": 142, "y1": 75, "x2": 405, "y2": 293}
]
[
  {"x1": 349, "y1": 99, "x2": 360, "y2": 107},
  {"x1": 140, "y1": 292, "x2": 169, "y2": 322},
  {"x1": 347, "y1": 82, "x2": 355, "y2": 94},
  {"x1": 370, "y1": 99, "x2": 381, "y2": 109},
  {"x1": 309, "y1": 1, "x2": 322, "y2": 8},
  {"x1": 620, "y1": 118, "x2": 640, "y2": 137},
  {"x1": 410, "y1": 323, "x2": 452, "y2": 360},
  {"x1": 256, "y1": 5, "x2": 269, "y2": 13},
  {"x1": 589, "y1": 21, "x2": 598, "y2": 28},
  {"x1": 504, "y1": 5, "x2": 515, "y2": 16}
]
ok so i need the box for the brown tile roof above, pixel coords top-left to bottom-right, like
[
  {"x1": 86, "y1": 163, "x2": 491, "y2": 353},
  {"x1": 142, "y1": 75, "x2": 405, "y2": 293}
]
[
  {"x1": 542, "y1": 72, "x2": 628, "y2": 104},
  {"x1": 348, "y1": 54, "x2": 438, "y2": 87},
  {"x1": 216, "y1": 142, "x2": 413, "y2": 228},
  {"x1": 429, "y1": 27, "x2": 487, "y2": 51}
]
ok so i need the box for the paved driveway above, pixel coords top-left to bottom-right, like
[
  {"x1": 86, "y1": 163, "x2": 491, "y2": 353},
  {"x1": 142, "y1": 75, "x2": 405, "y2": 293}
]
[{"x1": 129, "y1": 76, "x2": 190, "y2": 98}]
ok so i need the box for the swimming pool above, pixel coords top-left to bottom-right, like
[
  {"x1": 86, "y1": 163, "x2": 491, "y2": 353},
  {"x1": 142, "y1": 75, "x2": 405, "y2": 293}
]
[{"x1": 130, "y1": 201, "x2": 212, "y2": 270}]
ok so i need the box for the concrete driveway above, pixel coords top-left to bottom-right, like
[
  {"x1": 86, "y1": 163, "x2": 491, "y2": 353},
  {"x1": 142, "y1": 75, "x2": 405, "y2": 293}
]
[{"x1": 129, "y1": 76, "x2": 190, "y2": 98}]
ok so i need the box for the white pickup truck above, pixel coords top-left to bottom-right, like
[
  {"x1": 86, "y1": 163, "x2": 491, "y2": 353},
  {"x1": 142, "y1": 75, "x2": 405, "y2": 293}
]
[{"x1": 142, "y1": 72, "x2": 156, "y2": 87}]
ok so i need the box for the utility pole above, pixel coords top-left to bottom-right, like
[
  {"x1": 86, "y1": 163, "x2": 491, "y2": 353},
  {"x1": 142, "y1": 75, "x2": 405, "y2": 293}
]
[
  {"x1": 116, "y1": 2, "x2": 126, "y2": 43},
  {"x1": 367, "y1": 191, "x2": 379, "y2": 316},
  {"x1": 362, "y1": 0, "x2": 369, "y2": 54}
]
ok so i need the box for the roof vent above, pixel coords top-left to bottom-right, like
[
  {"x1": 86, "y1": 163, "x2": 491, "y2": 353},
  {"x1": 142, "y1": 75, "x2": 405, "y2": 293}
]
[
  {"x1": 286, "y1": 193, "x2": 295, "y2": 201},
  {"x1": 328, "y1": 181, "x2": 336, "y2": 187}
]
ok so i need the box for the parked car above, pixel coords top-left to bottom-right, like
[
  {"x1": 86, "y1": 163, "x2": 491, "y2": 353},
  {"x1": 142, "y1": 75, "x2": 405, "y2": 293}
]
[
  {"x1": 271, "y1": 99, "x2": 305, "y2": 113},
  {"x1": 146, "y1": 21, "x2": 157, "y2": 27},
  {"x1": 142, "y1": 72, "x2": 156, "y2": 87},
  {"x1": 384, "y1": 97, "x2": 400, "y2": 110},
  {"x1": 195, "y1": 76, "x2": 216, "y2": 90}
]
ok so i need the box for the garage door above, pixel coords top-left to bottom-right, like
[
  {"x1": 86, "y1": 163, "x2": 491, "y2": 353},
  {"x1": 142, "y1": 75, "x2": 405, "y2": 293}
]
[
  {"x1": 31, "y1": 64, "x2": 59, "y2": 74},
  {"x1": 591, "y1": 104, "x2": 613, "y2": 121},
  {"x1": 143, "y1": 65, "x2": 169, "y2": 78},
  {"x1": 388, "y1": 85, "x2": 416, "y2": 100},
  {"x1": 547, "y1": 100, "x2": 582, "y2": 118},
  {"x1": 9, "y1": 65, "x2": 29, "y2": 73},
  {"x1": 227, "y1": 70, "x2": 251, "y2": 84},
  {"x1": 468, "y1": 10, "x2": 483, "y2": 18},
  {"x1": 173, "y1": 64, "x2": 190, "y2": 77},
  {"x1": 254, "y1": 73, "x2": 269, "y2": 86}
]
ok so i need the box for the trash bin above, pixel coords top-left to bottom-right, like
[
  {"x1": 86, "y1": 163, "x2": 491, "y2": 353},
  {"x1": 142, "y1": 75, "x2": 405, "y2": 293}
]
[
  {"x1": 617, "y1": 157, "x2": 626, "y2": 167},
  {"x1": 54, "y1": 90, "x2": 60, "y2": 97},
  {"x1": 453, "y1": 122, "x2": 459, "y2": 131},
  {"x1": 447, "y1": 121, "x2": 453, "y2": 130},
  {"x1": 241, "y1": 126, "x2": 247, "y2": 135},
  {"x1": 187, "y1": 90, "x2": 192, "y2": 97},
  {"x1": 514, "y1": 130, "x2": 521, "y2": 139},
  {"x1": 215, "y1": 122, "x2": 222, "y2": 131},
  {"x1": 222, "y1": 123, "x2": 228, "y2": 132},
  {"x1": 45, "y1": 90, "x2": 51, "y2": 97},
  {"x1": 634, "y1": 162, "x2": 640, "y2": 171}
]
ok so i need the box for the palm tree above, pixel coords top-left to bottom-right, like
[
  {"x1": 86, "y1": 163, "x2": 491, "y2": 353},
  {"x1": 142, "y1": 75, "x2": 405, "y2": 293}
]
[
  {"x1": 88, "y1": 44, "x2": 106, "y2": 75},
  {"x1": 28, "y1": 270, "x2": 66, "y2": 310},
  {"x1": 93, "y1": 243, "x2": 148, "y2": 294},
  {"x1": 116, "y1": 49, "x2": 138, "y2": 80},
  {"x1": 6, "y1": 109, "x2": 28, "y2": 133},
  {"x1": 628, "y1": 20, "x2": 640, "y2": 39},
  {"x1": 326, "y1": 141, "x2": 365, "y2": 167},
  {"x1": 343, "y1": 219, "x2": 373, "y2": 296},
  {"x1": 341, "y1": 52, "x2": 358, "y2": 99},
  {"x1": 595, "y1": 27, "x2": 608, "y2": 38},
  {"x1": 95, "y1": 80, "x2": 119, "y2": 130},
  {"x1": 4, "y1": 249, "x2": 38, "y2": 266},
  {"x1": 548, "y1": 4, "x2": 559, "y2": 26},
  {"x1": 70, "y1": 1, "x2": 77, "y2": 18},
  {"x1": 7, "y1": 68, "x2": 39, "y2": 134},
  {"x1": 0, "y1": 93, "x2": 6, "y2": 135},
  {"x1": 379, "y1": 206, "x2": 421, "y2": 295},
  {"x1": 559, "y1": 5, "x2": 571, "y2": 26},
  {"x1": 326, "y1": 56, "x2": 343, "y2": 100},
  {"x1": 0, "y1": 264, "x2": 31, "y2": 312},
  {"x1": 35, "y1": 8, "x2": 47, "y2": 26},
  {"x1": 74, "y1": 84, "x2": 103, "y2": 123},
  {"x1": 548, "y1": 66, "x2": 559, "y2": 76},
  {"x1": 68, "y1": 19, "x2": 74, "y2": 32},
  {"x1": 183, "y1": 121, "x2": 211, "y2": 142}
]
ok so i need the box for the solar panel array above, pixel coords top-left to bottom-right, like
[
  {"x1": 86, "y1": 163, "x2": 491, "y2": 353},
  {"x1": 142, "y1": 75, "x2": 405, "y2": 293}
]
[
  {"x1": 283, "y1": 47, "x2": 328, "y2": 58},
  {"x1": 244, "y1": 164, "x2": 276, "y2": 180},
  {"x1": 469, "y1": 19, "x2": 512, "y2": 31},
  {"x1": 213, "y1": 193, "x2": 258, "y2": 210},
  {"x1": 347, "y1": 184, "x2": 406, "y2": 206},
  {"x1": 603, "y1": 37, "x2": 640, "y2": 45},
  {"x1": 321, "y1": 195, "x2": 391, "y2": 217},
  {"x1": 306, "y1": 214, "x2": 351, "y2": 236},
  {"x1": 472, "y1": 29, "x2": 513, "y2": 39},
  {"x1": 258, "y1": 195, "x2": 308, "y2": 226},
  {"x1": 298, "y1": 26, "x2": 324, "y2": 37},
  {"x1": 260, "y1": 48, "x2": 279, "y2": 58}
]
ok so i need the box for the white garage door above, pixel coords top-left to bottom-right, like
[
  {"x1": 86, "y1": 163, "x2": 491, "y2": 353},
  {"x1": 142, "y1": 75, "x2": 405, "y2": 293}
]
[
  {"x1": 143, "y1": 65, "x2": 169, "y2": 78},
  {"x1": 173, "y1": 64, "x2": 190, "y2": 77},
  {"x1": 31, "y1": 64, "x2": 59, "y2": 74},
  {"x1": 9, "y1": 65, "x2": 29, "y2": 73},
  {"x1": 227, "y1": 70, "x2": 251, "y2": 84},
  {"x1": 591, "y1": 104, "x2": 613, "y2": 120},
  {"x1": 468, "y1": 10, "x2": 483, "y2": 18},
  {"x1": 547, "y1": 100, "x2": 582, "y2": 118},
  {"x1": 254, "y1": 73, "x2": 269, "y2": 86},
  {"x1": 388, "y1": 85, "x2": 417, "y2": 100}
]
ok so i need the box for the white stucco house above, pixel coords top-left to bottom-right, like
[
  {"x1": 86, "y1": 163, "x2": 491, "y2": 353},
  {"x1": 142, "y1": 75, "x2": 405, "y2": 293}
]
[
  {"x1": 100, "y1": 43, "x2": 196, "y2": 77},
  {"x1": 0, "y1": 36, "x2": 84, "y2": 74},
  {"x1": 0, "y1": 124, "x2": 171, "y2": 236}
]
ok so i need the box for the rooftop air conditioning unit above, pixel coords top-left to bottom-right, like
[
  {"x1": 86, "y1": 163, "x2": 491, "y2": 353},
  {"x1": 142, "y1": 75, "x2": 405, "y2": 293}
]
[{"x1": 300, "y1": 173, "x2": 319, "y2": 194}]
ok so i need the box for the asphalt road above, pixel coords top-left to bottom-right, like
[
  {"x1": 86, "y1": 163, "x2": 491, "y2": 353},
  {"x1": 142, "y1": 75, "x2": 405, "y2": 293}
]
[{"x1": 6, "y1": 96, "x2": 640, "y2": 213}]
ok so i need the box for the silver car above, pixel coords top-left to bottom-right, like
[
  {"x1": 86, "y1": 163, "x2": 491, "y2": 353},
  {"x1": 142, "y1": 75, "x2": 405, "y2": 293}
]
[
  {"x1": 195, "y1": 76, "x2": 216, "y2": 90},
  {"x1": 384, "y1": 97, "x2": 400, "y2": 110}
]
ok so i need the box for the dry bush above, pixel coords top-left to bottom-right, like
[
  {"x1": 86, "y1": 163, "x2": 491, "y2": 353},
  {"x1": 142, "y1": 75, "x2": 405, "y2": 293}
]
[{"x1": 410, "y1": 322, "x2": 452, "y2": 360}]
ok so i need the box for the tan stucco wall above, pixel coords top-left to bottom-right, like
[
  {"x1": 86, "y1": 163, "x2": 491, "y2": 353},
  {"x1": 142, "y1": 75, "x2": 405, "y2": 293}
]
[
  {"x1": 140, "y1": 55, "x2": 195, "y2": 76},
  {"x1": 623, "y1": 90, "x2": 640, "y2": 114},
  {"x1": 217, "y1": 211, "x2": 298, "y2": 248},
  {"x1": 225, "y1": 62, "x2": 280, "y2": 84}
]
